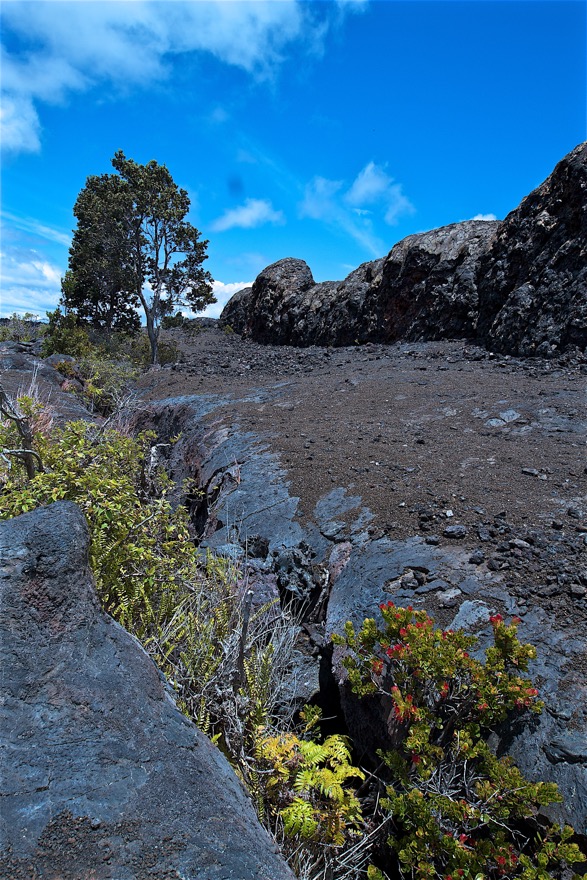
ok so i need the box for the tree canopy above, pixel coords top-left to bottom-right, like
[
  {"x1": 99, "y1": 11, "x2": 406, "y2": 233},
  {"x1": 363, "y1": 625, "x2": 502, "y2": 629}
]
[{"x1": 62, "y1": 150, "x2": 215, "y2": 363}]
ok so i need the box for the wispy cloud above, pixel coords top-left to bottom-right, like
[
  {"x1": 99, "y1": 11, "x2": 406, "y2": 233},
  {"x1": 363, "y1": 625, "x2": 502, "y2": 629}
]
[
  {"x1": 212, "y1": 198, "x2": 285, "y2": 232},
  {"x1": 344, "y1": 162, "x2": 414, "y2": 225},
  {"x1": 1, "y1": 211, "x2": 72, "y2": 247},
  {"x1": 1, "y1": 1, "x2": 362, "y2": 156},
  {"x1": 300, "y1": 162, "x2": 414, "y2": 256}
]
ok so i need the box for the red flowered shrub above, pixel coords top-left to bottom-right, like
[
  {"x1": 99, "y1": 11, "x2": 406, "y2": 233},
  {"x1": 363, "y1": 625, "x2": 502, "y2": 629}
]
[{"x1": 333, "y1": 605, "x2": 585, "y2": 880}]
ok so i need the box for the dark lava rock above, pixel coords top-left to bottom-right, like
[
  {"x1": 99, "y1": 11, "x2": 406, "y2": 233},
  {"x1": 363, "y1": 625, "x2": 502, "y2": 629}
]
[
  {"x1": 221, "y1": 143, "x2": 586, "y2": 356},
  {"x1": 365, "y1": 220, "x2": 497, "y2": 343},
  {"x1": 238, "y1": 258, "x2": 317, "y2": 344},
  {"x1": 223, "y1": 223, "x2": 496, "y2": 347},
  {"x1": 218, "y1": 285, "x2": 253, "y2": 334},
  {"x1": 443, "y1": 524, "x2": 468, "y2": 539},
  {"x1": 476, "y1": 141, "x2": 587, "y2": 356},
  {"x1": 0, "y1": 502, "x2": 294, "y2": 880},
  {"x1": 0, "y1": 343, "x2": 95, "y2": 424}
]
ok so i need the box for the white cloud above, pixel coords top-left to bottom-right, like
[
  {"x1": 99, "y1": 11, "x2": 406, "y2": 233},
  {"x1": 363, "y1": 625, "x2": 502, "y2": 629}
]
[
  {"x1": 0, "y1": 248, "x2": 63, "y2": 318},
  {"x1": 178, "y1": 280, "x2": 251, "y2": 320},
  {"x1": 345, "y1": 162, "x2": 391, "y2": 206},
  {"x1": 203, "y1": 280, "x2": 253, "y2": 319},
  {"x1": 1, "y1": 1, "x2": 362, "y2": 155},
  {"x1": 469, "y1": 213, "x2": 498, "y2": 222},
  {"x1": 345, "y1": 161, "x2": 414, "y2": 226},
  {"x1": 211, "y1": 198, "x2": 285, "y2": 232},
  {"x1": 300, "y1": 176, "x2": 344, "y2": 220},
  {"x1": 0, "y1": 94, "x2": 42, "y2": 154},
  {"x1": 299, "y1": 162, "x2": 414, "y2": 256}
]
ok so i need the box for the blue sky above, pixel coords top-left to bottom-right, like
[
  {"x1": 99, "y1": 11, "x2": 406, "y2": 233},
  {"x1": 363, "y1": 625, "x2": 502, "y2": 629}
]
[{"x1": 1, "y1": 0, "x2": 585, "y2": 320}]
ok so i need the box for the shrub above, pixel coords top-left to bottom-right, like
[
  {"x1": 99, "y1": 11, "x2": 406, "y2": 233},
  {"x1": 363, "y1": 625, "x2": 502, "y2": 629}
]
[
  {"x1": 333, "y1": 604, "x2": 586, "y2": 880},
  {"x1": 0, "y1": 401, "x2": 369, "y2": 878},
  {"x1": 42, "y1": 308, "x2": 92, "y2": 358},
  {"x1": 0, "y1": 418, "x2": 192, "y2": 626},
  {"x1": 0, "y1": 312, "x2": 45, "y2": 343},
  {"x1": 162, "y1": 311, "x2": 187, "y2": 330}
]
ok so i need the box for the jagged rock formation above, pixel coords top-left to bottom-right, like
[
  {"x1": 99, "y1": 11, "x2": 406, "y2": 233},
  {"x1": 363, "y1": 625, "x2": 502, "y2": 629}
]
[
  {"x1": 476, "y1": 141, "x2": 587, "y2": 356},
  {"x1": 220, "y1": 142, "x2": 587, "y2": 355},
  {"x1": 0, "y1": 501, "x2": 295, "y2": 880}
]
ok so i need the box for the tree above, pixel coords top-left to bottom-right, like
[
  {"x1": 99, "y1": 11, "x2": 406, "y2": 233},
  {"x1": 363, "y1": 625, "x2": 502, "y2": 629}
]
[
  {"x1": 63, "y1": 173, "x2": 140, "y2": 334},
  {"x1": 62, "y1": 151, "x2": 215, "y2": 363}
]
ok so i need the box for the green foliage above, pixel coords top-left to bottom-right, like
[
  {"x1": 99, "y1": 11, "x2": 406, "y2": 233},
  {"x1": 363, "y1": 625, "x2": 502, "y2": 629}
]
[
  {"x1": 256, "y1": 709, "x2": 365, "y2": 848},
  {"x1": 0, "y1": 417, "x2": 194, "y2": 628},
  {"x1": 70, "y1": 354, "x2": 140, "y2": 415},
  {"x1": 42, "y1": 307, "x2": 92, "y2": 358},
  {"x1": 0, "y1": 313, "x2": 45, "y2": 343},
  {"x1": 0, "y1": 404, "x2": 301, "y2": 849},
  {"x1": 63, "y1": 150, "x2": 215, "y2": 364},
  {"x1": 161, "y1": 311, "x2": 187, "y2": 329},
  {"x1": 333, "y1": 604, "x2": 586, "y2": 880},
  {"x1": 43, "y1": 315, "x2": 178, "y2": 414}
]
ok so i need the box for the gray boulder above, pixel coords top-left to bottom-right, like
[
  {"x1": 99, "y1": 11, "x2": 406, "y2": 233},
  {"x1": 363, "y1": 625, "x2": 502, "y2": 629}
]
[{"x1": 0, "y1": 501, "x2": 295, "y2": 880}]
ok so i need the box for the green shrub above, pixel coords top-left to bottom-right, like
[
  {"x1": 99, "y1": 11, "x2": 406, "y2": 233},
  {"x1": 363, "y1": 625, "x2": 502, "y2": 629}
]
[
  {"x1": 333, "y1": 604, "x2": 586, "y2": 880},
  {"x1": 0, "y1": 405, "x2": 302, "y2": 821},
  {"x1": 42, "y1": 308, "x2": 92, "y2": 358},
  {"x1": 136, "y1": 331, "x2": 179, "y2": 366},
  {"x1": 0, "y1": 312, "x2": 45, "y2": 343},
  {"x1": 0, "y1": 418, "x2": 193, "y2": 626},
  {"x1": 162, "y1": 311, "x2": 187, "y2": 330}
]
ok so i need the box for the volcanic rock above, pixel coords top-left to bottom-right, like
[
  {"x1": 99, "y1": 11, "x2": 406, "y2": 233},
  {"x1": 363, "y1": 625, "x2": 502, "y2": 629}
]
[
  {"x1": 218, "y1": 285, "x2": 253, "y2": 334},
  {"x1": 220, "y1": 142, "x2": 586, "y2": 355},
  {"x1": 476, "y1": 141, "x2": 587, "y2": 356},
  {"x1": 0, "y1": 502, "x2": 295, "y2": 880},
  {"x1": 224, "y1": 221, "x2": 496, "y2": 347}
]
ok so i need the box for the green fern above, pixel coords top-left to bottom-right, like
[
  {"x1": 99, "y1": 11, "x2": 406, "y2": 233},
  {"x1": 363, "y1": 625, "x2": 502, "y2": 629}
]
[
  {"x1": 281, "y1": 798, "x2": 319, "y2": 840},
  {"x1": 256, "y1": 718, "x2": 365, "y2": 847}
]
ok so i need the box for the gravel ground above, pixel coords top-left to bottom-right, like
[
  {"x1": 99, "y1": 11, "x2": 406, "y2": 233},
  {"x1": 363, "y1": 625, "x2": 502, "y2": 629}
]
[{"x1": 136, "y1": 326, "x2": 587, "y2": 625}]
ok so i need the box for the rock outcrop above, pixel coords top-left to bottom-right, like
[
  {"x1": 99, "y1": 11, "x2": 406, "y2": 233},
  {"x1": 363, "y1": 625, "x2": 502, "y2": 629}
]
[
  {"x1": 220, "y1": 142, "x2": 587, "y2": 355},
  {"x1": 0, "y1": 501, "x2": 295, "y2": 880},
  {"x1": 219, "y1": 284, "x2": 253, "y2": 334},
  {"x1": 476, "y1": 141, "x2": 587, "y2": 356},
  {"x1": 0, "y1": 341, "x2": 95, "y2": 424},
  {"x1": 136, "y1": 390, "x2": 587, "y2": 833}
]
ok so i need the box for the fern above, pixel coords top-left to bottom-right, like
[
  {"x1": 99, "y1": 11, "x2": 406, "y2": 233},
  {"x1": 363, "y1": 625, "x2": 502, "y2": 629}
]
[
  {"x1": 281, "y1": 798, "x2": 319, "y2": 840},
  {"x1": 256, "y1": 714, "x2": 365, "y2": 849}
]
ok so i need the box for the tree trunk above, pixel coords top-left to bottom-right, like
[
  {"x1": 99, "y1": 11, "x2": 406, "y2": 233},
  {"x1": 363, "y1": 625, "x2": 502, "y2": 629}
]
[
  {"x1": 145, "y1": 311, "x2": 160, "y2": 365},
  {"x1": 0, "y1": 383, "x2": 43, "y2": 480}
]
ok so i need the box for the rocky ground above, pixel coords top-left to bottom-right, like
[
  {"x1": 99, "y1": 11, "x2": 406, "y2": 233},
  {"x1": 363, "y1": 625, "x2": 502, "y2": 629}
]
[
  {"x1": 137, "y1": 325, "x2": 587, "y2": 628},
  {"x1": 2, "y1": 324, "x2": 586, "y2": 876}
]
